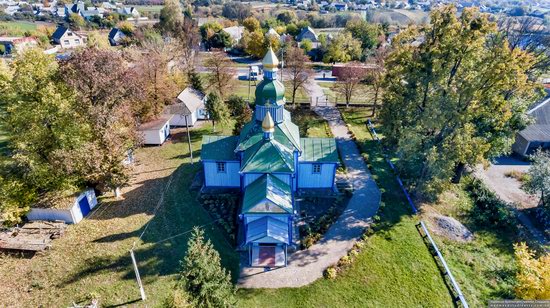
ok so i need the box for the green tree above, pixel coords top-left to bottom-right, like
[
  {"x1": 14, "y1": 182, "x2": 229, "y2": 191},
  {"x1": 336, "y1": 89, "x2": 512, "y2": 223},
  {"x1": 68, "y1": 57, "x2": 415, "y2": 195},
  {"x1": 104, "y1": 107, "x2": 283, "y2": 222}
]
[
  {"x1": 227, "y1": 95, "x2": 252, "y2": 135},
  {"x1": 379, "y1": 5, "x2": 540, "y2": 198},
  {"x1": 205, "y1": 93, "x2": 229, "y2": 132},
  {"x1": 68, "y1": 13, "x2": 85, "y2": 29},
  {"x1": 345, "y1": 18, "x2": 380, "y2": 50},
  {"x1": 188, "y1": 69, "x2": 204, "y2": 92},
  {"x1": 323, "y1": 32, "x2": 362, "y2": 63},
  {"x1": 159, "y1": 0, "x2": 183, "y2": 35},
  {"x1": 178, "y1": 227, "x2": 236, "y2": 307},
  {"x1": 524, "y1": 150, "x2": 550, "y2": 226},
  {"x1": 300, "y1": 39, "x2": 313, "y2": 53}
]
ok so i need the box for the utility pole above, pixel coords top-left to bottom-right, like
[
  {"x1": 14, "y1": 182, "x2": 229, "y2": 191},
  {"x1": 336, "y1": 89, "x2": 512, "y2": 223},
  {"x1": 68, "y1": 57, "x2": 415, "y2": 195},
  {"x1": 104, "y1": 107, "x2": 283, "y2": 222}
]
[
  {"x1": 280, "y1": 46, "x2": 284, "y2": 82},
  {"x1": 185, "y1": 115, "x2": 193, "y2": 163},
  {"x1": 248, "y1": 65, "x2": 251, "y2": 102}
]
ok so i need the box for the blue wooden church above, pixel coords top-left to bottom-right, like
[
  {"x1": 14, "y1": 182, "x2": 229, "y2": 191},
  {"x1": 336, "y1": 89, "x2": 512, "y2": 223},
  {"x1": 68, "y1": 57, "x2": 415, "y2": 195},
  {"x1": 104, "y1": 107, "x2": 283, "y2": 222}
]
[{"x1": 201, "y1": 48, "x2": 338, "y2": 267}]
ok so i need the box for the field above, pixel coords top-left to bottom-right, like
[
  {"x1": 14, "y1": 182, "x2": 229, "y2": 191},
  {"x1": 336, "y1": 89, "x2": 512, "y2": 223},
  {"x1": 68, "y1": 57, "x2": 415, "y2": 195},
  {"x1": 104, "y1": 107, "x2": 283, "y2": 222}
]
[
  {"x1": 0, "y1": 21, "x2": 37, "y2": 33},
  {"x1": 368, "y1": 9, "x2": 429, "y2": 26},
  {"x1": 133, "y1": 5, "x2": 164, "y2": 13},
  {"x1": 318, "y1": 81, "x2": 376, "y2": 105},
  {"x1": 340, "y1": 107, "x2": 524, "y2": 306}
]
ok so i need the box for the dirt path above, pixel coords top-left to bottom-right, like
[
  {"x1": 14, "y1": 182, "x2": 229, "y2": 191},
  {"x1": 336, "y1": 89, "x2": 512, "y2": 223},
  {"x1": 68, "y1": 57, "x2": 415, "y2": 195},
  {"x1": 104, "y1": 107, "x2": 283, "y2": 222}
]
[{"x1": 237, "y1": 88, "x2": 381, "y2": 288}]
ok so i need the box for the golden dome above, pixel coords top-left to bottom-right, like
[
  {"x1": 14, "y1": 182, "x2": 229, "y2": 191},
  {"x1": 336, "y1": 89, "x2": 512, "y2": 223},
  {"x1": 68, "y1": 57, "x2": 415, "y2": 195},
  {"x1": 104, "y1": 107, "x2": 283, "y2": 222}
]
[
  {"x1": 262, "y1": 47, "x2": 279, "y2": 70},
  {"x1": 262, "y1": 111, "x2": 275, "y2": 133}
]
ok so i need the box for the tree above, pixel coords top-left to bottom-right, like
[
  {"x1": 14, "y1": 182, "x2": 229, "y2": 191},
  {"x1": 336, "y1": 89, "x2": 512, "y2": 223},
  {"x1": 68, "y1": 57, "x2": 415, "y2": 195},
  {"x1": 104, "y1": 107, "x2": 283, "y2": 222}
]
[
  {"x1": 524, "y1": 150, "x2": 550, "y2": 228},
  {"x1": 285, "y1": 46, "x2": 312, "y2": 107},
  {"x1": 514, "y1": 242, "x2": 550, "y2": 300},
  {"x1": 204, "y1": 51, "x2": 235, "y2": 100},
  {"x1": 345, "y1": 18, "x2": 380, "y2": 50},
  {"x1": 58, "y1": 48, "x2": 143, "y2": 193},
  {"x1": 277, "y1": 10, "x2": 297, "y2": 24},
  {"x1": 379, "y1": 5, "x2": 540, "y2": 198},
  {"x1": 243, "y1": 16, "x2": 260, "y2": 33},
  {"x1": 300, "y1": 39, "x2": 313, "y2": 53},
  {"x1": 173, "y1": 17, "x2": 201, "y2": 73},
  {"x1": 177, "y1": 227, "x2": 236, "y2": 307},
  {"x1": 366, "y1": 47, "x2": 387, "y2": 116},
  {"x1": 0, "y1": 49, "x2": 87, "y2": 221},
  {"x1": 323, "y1": 32, "x2": 362, "y2": 63},
  {"x1": 135, "y1": 39, "x2": 183, "y2": 121},
  {"x1": 205, "y1": 93, "x2": 229, "y2": 132},
  {"x1": 227, "y1": 95, "x2": 252, "y2": 135},
  {"x1": 221, "y1": 2, "x2": 250, "y2": 20},
  {"x1": 159, "y1": 0, "x2": 183, "y2": 35},
  {"x1": 68, "y1": 13, "x2": 85, "y2": 29},
  {"x1": 334, "y1": 62, "x2": 366, "y2": 107},
  {"x1": 243, "y1": 30, "x2": 266, "y2": 58},
  {"x1": 188, "y1": 69, "x2": 204, "y2": 92}
]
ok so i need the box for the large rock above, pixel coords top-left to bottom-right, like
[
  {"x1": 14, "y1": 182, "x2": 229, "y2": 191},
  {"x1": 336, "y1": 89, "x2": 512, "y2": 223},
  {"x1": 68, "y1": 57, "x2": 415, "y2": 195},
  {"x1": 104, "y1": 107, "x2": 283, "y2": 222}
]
[{"x1": 428, "y1": 214, "x2": 474, "y2": 242}]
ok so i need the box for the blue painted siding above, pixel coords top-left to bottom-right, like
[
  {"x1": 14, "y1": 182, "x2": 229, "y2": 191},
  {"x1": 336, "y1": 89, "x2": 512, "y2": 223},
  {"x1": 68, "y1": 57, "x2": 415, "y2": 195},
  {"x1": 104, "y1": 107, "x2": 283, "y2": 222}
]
[
  {"x1": 297, "y1": 163, "x2": 336, "y2": 188},
  {"x1": 204, "y1": 161, "x2": 240, "y2": 187}
]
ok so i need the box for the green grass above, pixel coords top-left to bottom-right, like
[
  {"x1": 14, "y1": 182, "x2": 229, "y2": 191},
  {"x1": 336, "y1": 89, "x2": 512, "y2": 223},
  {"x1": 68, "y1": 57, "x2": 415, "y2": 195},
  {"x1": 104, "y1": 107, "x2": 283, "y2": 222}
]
[
  {"x1": 291, "y1": 108, "x2": 332, "y2": 138},
  {"x1": 237, "y1": 108, "x2": 453, "y2": 306},
  {"x1": 0, "y1": 21, "x2": 37, "y2": 34},
  {"x1": 340, "y1": 107, "x2": 522, "y2": 306},
  {"x1": 0, "y1": 121, "x2": 239, "y2": 307},
  {"x1": 133, "y1": 5, "x2": 164, "y2": 13},
  {"x1": 318, "y1": 82, "x2": 375, "y2": 105}
]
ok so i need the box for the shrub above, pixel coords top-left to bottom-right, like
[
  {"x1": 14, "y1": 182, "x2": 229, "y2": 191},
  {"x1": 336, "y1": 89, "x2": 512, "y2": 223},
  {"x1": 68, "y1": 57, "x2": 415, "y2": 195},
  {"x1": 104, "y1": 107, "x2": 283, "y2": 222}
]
[
  {"x1": 466, "y1": 179, "x2": 516, "y2": 230},
  {"x1": 324, "y1": 266, "x2": 338, "y2": 280},
  {"x1": 338, "y1": 255, "x2": 352, "y2": 267}
]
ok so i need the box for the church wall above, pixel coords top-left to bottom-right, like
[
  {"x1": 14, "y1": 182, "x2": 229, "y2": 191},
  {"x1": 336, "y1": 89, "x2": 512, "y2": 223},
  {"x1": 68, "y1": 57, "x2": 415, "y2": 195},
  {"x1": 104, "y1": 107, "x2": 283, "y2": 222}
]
[
  {"x1": 203, "y1": 161, "x2": 240, "y2": 187},
  {"x1": 297, "y1": 162, "x2": 337, "y2": 188}
]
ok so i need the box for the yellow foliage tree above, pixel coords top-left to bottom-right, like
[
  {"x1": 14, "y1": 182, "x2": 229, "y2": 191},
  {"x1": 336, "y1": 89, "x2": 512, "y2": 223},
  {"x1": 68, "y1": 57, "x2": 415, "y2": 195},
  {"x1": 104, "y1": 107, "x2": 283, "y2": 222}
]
[{"x1": 514, "y1": 242, "x2": 550, "y2": 300}]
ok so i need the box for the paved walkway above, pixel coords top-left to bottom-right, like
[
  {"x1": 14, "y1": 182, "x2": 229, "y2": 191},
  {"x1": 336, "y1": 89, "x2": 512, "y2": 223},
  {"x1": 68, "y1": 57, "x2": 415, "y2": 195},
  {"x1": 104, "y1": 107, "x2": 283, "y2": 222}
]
[{"x1": 237, "y1": 91, "x2": 381, "y2": 288}]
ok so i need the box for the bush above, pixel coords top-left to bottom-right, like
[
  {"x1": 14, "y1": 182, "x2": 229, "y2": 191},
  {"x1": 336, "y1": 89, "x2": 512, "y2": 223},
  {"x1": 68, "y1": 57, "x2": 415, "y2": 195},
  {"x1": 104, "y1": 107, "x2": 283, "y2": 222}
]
[
  {"x1": 338, "y1": 255, "x2": 352, "y2": 267},
  {"x1": 466, "y1": 179, "x2": 516, "y2": 230},
  {"x1": 324, "y1": 266, "x2": 338, "y2": 280}
]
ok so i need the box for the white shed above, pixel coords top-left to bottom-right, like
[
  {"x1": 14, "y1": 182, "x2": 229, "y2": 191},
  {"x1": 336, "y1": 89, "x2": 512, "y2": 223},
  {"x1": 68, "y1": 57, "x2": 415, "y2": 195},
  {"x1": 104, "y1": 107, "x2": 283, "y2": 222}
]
[
  {"x1": 138, "y1": 115, "x2": 172, "y2": 145},
  {"x1": 26, "y1": 189, "x2": 98, "y2": 224},
  {"x1": 165, "y1": 87, "x2": 208, "y2": 126}
]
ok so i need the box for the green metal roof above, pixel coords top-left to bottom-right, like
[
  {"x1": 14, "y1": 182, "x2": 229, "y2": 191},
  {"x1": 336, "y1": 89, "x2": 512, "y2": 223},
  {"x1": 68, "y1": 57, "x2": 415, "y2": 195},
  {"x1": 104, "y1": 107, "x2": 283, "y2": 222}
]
[
  {"x1": 255, "y1": 79, "x2": 285, "y2": 106},
  {"x1": 300, "y1": 138, "x2": 339, "y2": 163},
  {"x1": 237, "y1": 119, "x2": 301, "y2": 153},
  {"x1": 201, "y1": 135, "x2": 238, "y2": 161},
  {"x1": 242, "y1": 174, "x2": 293, "y2": 214},
  {"x1": 241, "y1": 139, "x2": 295, "y2": 173}
]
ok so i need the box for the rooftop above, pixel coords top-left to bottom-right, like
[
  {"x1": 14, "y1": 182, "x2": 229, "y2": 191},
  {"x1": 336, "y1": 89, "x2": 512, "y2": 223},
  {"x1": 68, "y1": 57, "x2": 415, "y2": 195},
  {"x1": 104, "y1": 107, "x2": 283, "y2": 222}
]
[
  {"x1": 201, "y1": 135, "x2": 238, "y2": 161},
  {"x1": 300, "y1": 137, "x2": 339, "y2": 163},
  {"x1": 137, "y1": 115, "x2": 172, "y2": 131}
]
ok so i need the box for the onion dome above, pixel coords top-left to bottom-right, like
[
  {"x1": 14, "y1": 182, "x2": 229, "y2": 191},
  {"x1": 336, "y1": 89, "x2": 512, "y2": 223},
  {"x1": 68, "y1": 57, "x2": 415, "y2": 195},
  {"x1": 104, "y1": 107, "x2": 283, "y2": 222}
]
[{"x1": 262, "y1": 111, "x2": 275, "y2": 133}]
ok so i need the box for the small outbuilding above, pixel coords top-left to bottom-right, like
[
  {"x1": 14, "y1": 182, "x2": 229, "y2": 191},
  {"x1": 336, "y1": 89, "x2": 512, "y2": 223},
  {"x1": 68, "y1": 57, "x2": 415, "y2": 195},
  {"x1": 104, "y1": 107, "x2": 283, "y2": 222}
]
[
  {"x1": 26, "y1": 189, "x2": 98, "y2": 224},
  {"x1": 108, "y1": 27, "x2": 126, "y2": 46},
  {"x1": 513, "y1": 93, "x2": 550, "y2": 157},
  {"x1": 165, "y1": 87, "x2": 208, "y2": 127},
  {"x1": 138, "y1": 115, "x2": 172, "y2": 145}
]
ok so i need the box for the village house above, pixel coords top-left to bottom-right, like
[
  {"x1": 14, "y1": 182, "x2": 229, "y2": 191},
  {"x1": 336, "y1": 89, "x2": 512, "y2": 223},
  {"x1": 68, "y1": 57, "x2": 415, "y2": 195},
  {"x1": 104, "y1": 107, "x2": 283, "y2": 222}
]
[
  {"x1": 512, "y1": 91, "x2": 550, "y2": 157},
  {"x1": 165, "y1": 87, "x2": 208, "y2": 127},
  {"x1": 200, "y1": 49, "x2": 338, "y2": 267},
  {"x1": 296, "y1": 26, "x2": 318, "y2": 43},
  {"x1": 51, "y1": 26, "x2": 87, "y2": 49},
  {"x1": 222, "y1": 26, "x2": 244, "y2": 46},
  {"x1": 138, "y1": 115, "x2": 172, "y2": 145},
  {"x1": 117, "y1": 6, "x2": 140, "y2": 19},
  {"x1": 108, "y1": 27, "x2": 126, "y2": 46}
]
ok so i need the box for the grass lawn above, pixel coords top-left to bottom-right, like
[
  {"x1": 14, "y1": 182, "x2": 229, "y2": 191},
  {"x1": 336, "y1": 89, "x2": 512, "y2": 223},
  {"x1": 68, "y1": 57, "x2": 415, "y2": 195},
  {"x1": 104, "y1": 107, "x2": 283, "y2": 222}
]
[
  {"x1": 133, "y1": 5, "x2": 164, "y2": 13},
  {"x1": 291, "y1": 108, "x2": 332, "y2": 138},
  {"x1": 0, "y1": 121, "x2": 240, "y2": 307},
  {"x1": 340, "y1": 107, "x2": 524, "y2": 306},
  {"x1": 237, "y1": 108, "x2": 454, "y2": 306},
  {"x1": 0, "y1": 21, "x2": 37, "y2": 34},
  {"x1": 318, "y1": 82, "x2": 375, "y2": 105}
]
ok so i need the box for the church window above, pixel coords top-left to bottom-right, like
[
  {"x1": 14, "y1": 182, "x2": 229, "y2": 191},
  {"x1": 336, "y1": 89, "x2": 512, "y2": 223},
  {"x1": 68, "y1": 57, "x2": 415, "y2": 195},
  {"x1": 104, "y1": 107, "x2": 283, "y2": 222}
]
[
  {"x1": 216, "y1": 162, "x2": 226, "y2": 173},
  {"x1": 312, "y1": 164, "x2": 322, "y2": 174}
]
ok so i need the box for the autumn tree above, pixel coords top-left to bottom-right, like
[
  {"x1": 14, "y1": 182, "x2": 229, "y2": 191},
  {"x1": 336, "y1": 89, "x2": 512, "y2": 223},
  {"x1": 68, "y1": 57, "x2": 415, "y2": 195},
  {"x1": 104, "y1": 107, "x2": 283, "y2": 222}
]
[
  {"x1": 243, "y1": 30, "x2": 266, "y2": 58},
  {"x1": 177, "y1": 227, "x2": 236, "y2": 307},
  {"x1": 173, "y1": 17, "x2": 201, "y2": 73},
  {"x1": 334, "y1": 62, "x2": 367, "y2": 107},
  {"x1": 58, "y1": 47, "x2": 143, "y2": 193},
  {"x1": 367, "y1": 47, "x2": 387, "y2": 116},
  {"x1": 514, "y1": 242, "x2": 550, "y2": 300},
  {"x1": 285, "y1": 46, "x2": 312, "y2": 107},
  {"x1": 243, "y1": 16, "x2": 260, "y2": 32},
  {"x1": 323, "y1": 32, "x2": 362, "y2": 63},
  {"x1": 205, "y1": 93, "x2": 229, "y2": 132},
  {"x1": 204, "y1": 51, "x2": 235, "y2": 100},
  {"x1": 68, "y1": 13, "x2": 85, "y2": 29},
  {"x1": 345, "y1": 18, "x2": 381, "y2": 50},
  {"x1": 135, "y1": 39, "x2": 184, "y2": 121},
  {"x1": 379, "y1": 5, "x2": 540, "y2": 198}
]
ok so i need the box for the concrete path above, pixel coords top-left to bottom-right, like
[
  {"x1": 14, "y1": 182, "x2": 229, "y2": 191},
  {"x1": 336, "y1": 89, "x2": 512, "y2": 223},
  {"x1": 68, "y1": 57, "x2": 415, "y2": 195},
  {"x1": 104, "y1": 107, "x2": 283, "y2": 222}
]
[{"x1": 237, "y1": 95, "x2": 381, "y2": 288}]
